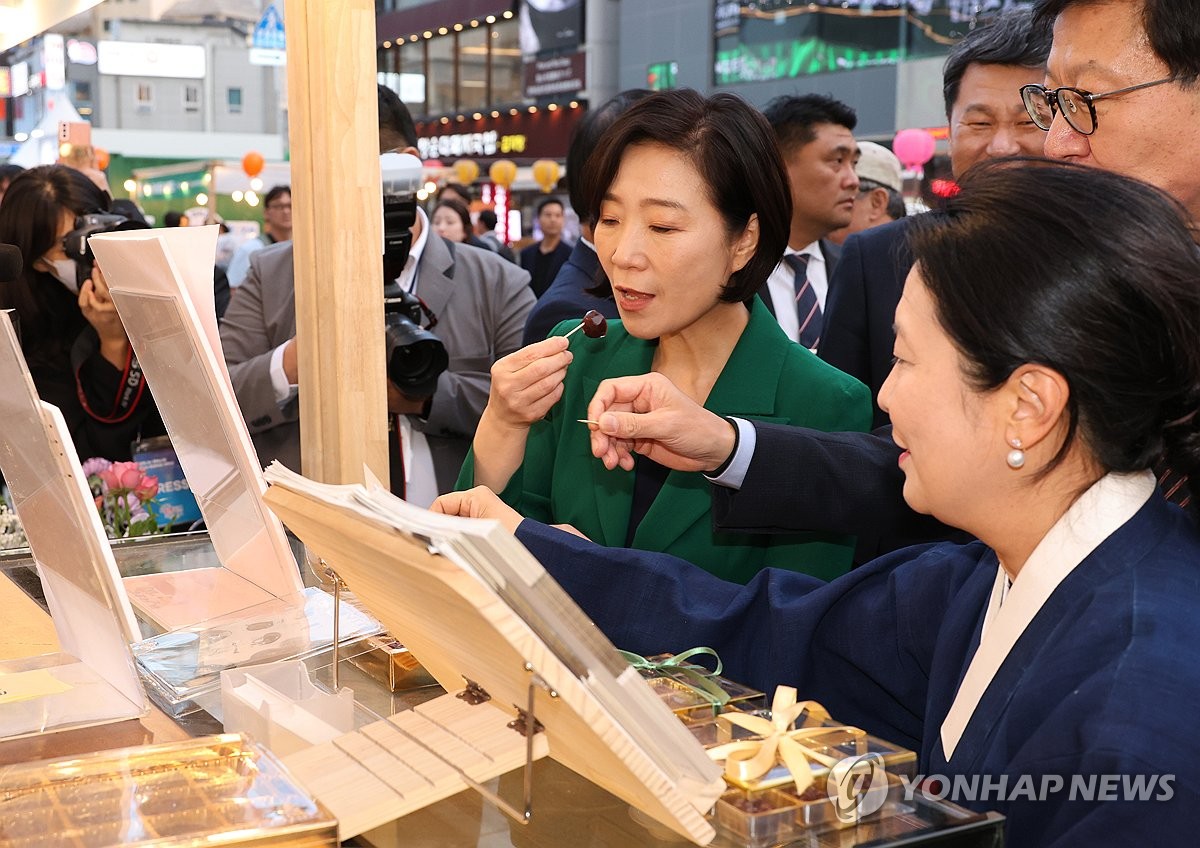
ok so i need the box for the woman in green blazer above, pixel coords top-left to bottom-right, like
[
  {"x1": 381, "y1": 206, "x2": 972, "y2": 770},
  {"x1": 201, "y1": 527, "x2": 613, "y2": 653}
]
[{"x1": 458, "y1": 90, "x2": 871, "y2": 583}]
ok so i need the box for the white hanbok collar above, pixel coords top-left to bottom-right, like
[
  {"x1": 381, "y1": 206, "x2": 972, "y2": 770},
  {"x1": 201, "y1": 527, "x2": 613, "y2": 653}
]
[{"x1": 940, "y1": 470, "x2": 1155, "y2": 760}]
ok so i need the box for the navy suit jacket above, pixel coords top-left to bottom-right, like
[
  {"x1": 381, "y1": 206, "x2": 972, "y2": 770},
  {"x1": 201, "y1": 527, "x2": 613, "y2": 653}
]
[
  {"x1": 714, "y1": 421, "x2": 963, "y2": 562},
  {"x1": 521, "y1": 241, "x2": 619, "y2": 346},
  {"x1": 520, "y1": 240, "x2": 573, "y2": 298},
  {"x1": 518, "y1": 492, "x2": 1200, "y2": 847},
  {"x1": 818, "y1": 217, "x2": 915, "y2": 428}
]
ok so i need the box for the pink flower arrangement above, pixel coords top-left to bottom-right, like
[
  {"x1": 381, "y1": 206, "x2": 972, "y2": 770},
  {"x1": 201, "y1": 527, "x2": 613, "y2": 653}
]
[{"x1": 82, "y1": 458, "x2": 163, "y2": 539}]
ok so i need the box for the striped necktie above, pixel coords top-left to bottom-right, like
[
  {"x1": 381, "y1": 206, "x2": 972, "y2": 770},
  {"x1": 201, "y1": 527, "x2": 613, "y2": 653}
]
[
  {"x1": 1154, "y1": 459, "x2": 1191, "y2": 508},
  {"x1": 784, "y1": 252, "x2": 821, "y2": 349}
]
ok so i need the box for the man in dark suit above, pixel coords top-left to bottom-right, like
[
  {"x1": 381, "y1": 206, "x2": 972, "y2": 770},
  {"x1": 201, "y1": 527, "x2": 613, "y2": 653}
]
[
  {"x1": 519, "y1": 197, "x2": 572, "y2": 298},
  {"x1": 757, "y1": 95, "x2": 860, "y2": 348},
  {"x1": 522, "y1": 89, "x2": 651, "y2": 345},
  {"x1": 819, "y1": 7, "x2": 1051, "y2": 426},
  {"x1": 219, "y1": 85, "x2": 534, "y2": 505}
]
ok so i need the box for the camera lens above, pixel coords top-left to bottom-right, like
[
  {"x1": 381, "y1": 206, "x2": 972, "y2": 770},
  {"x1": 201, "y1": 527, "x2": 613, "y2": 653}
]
[{"x1": 385, "y1": 315, "x2": 449, "y2": 398}]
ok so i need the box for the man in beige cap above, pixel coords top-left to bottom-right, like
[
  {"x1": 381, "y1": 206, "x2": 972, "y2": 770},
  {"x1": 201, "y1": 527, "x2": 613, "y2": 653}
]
[{"x1": 828, "y1": 141, "x2": 906, "y2": 245}]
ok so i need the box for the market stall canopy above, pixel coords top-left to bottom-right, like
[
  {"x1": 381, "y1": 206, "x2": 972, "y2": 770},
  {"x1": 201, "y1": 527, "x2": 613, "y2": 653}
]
[
  {"x1": 131, "y1": 159, "x2": 293, "y2": 197},
  {"x1": 0, "y1": 0, "x2": 105, "y2": 52}
]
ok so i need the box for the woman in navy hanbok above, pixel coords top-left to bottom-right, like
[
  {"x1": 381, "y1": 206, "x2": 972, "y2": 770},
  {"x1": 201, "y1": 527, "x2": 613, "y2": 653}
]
[{"x1": 434, "y1": 160, "x2": 1200, "y2": 845}]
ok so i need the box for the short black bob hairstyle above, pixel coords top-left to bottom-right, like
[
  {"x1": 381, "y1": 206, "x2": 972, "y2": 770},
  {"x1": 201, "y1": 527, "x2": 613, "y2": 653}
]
[
  {"x1": 908, "y1": 157, "x2": 1200, "y2": 508},
  {"x1": 578, "y1": 89, "x2": 792, "y2": 304}
]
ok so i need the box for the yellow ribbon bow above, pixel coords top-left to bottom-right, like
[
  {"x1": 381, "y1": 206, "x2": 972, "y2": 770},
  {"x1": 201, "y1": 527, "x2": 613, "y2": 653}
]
[{"x1": 706, "y1": 686, "x2": 860, "y2": 795}]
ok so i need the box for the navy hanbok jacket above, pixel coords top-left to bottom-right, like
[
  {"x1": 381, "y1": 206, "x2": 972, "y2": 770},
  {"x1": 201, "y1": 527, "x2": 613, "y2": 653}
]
[{"x1": 517, "y1": 493, "x2": 1200, "y2": 845}]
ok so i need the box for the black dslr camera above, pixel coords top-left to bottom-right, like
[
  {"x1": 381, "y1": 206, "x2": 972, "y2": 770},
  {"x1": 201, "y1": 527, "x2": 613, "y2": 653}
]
[
  {"x1": 63, "y1": 212, "x2": 149, "y2": 289},
  {"x1": 380, "y1": 152, "x2": 448, "y2": 399}
]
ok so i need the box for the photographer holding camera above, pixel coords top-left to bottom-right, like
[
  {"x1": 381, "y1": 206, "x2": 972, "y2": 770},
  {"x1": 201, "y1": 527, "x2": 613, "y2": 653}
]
[
  {"x1": 220, "y1": 86, "x2": 534, "y2": 505},
  {"x1": 0, "y1": 164, "x2": 163, "y2": 462}
]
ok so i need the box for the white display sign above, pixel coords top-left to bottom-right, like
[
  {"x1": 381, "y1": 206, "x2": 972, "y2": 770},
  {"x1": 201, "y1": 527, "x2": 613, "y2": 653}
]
[
  {"x1": 43, "y1": 34, "x2": 66, "y2": 90},
  {"x1": 98, "y1": 41, "x2": 206, "y2": 79},
  {"x1": 11, "y1": 62, "x2": 28, "y2": 97}
]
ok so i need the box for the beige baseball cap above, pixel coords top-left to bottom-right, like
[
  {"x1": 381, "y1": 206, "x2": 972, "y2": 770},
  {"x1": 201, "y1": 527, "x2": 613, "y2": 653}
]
[{"x1": 856, "y1": 141, "x2": 903, "y2": 193}]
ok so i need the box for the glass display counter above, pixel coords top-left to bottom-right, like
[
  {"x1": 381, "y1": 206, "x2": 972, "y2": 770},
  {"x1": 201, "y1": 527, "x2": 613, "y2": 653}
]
[{"x1": 1, "y1": 546, "x2": 1003, "y2": 848}]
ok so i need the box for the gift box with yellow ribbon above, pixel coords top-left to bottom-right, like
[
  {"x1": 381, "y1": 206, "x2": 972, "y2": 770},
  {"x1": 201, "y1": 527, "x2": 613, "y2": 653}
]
[{"x1": 705, "y1": 686, "x2": 916, "y2": 837}]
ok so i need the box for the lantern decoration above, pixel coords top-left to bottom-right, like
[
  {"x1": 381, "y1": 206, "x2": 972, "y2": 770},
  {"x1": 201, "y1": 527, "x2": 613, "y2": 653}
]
[
  {"x1": 242, "y1": 151, "x2": 265, "y2": 178},
  {"x1": 892, "y1": 129, "x2": 936, "y2": 170},
  {"x1": 489, "y1": 159, "x2": 518, "y2": 189},
  {"x1": 453, "y1": 159, "x2": 480, "y2": 185},
  {"x1": 532, "y1": 159, "x2": 560, "y2": 193},
  {"x1": 94, "y1": 148, "x2": 110, "y2": 170}
]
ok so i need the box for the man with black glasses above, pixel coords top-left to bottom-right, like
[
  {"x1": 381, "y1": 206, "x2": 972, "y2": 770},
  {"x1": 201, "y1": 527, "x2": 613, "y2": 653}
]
[
  {"x1": 1026, "y1": 0, "x2": 1200, "y2": 508},
  {"x1": 1025, "y1": 0, "x2": 1200, "y2": 224}
]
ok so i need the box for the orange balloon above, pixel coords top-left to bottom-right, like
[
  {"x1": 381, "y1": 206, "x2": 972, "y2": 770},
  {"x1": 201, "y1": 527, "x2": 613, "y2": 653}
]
[
  {"x1": 532, "y1": 159, "x2": 560, "y2": 193},
  {"x1": 242, "y1": 151, "x2": 265, "y2": 177},
  {"x1": 454, "y1": 159, "x2": 480, "y2": 185},
  {"x1": 94, "y1": 148, "x2": 110, "y2": 170},
  {"x1": 489, "y1": 159, "x2": 517, "y2": 189}
]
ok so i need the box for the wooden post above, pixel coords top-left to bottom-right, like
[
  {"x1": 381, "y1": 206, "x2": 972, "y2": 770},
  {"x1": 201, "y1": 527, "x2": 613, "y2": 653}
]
[{"x1": 284, "y1": 0, "x2": 389, "y2": 487}]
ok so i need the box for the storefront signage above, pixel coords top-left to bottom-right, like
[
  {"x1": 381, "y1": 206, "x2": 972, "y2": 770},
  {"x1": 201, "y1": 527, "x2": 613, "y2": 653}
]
[
  {"x1": 415, "y1": 106, "x2": 583, "y2": 162},
  {"x1": 418, "y1": 130, "x2": 501, "y2": 159},
  {"x1": 714, "y1": 1, "x2": 741, "y2": 35},
  {"x1": 10, "y1": 63, "x2": 29, "y2": 98},
  {"x1": 97, "y1": 41, "x2": 206, "y2": 79},
  {"x1": 519, "y1": 0, "x2": 585, "y2": 56},
  {"x1": 418, "y1": 131, "x2": 526, "y2": 158},
  {"x1": 647, "y1": 61, "x2": 678, "y2": 91},
  {"x1": 43, "y1": 35, "x2": 66, "y2": 91},
  {"x1": 523, "y1": 52, "x2": 585, "y2": 98}
]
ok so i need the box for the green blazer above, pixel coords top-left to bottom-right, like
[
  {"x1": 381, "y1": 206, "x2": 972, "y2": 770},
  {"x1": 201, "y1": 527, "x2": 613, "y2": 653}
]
[{"x1": 458, "y1": 299, "x2": 872, "y2": 583}]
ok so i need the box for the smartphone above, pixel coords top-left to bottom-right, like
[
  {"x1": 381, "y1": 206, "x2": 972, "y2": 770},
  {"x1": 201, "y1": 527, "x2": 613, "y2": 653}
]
[{"x1": 58, "y1": 121, "x2": 91, "y2": 147}]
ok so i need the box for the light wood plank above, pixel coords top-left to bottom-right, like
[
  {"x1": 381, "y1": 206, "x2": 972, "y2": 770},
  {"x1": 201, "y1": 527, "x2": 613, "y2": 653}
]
[{"x1": 283, "y1": 0, "x2": 389, "y2": 487}]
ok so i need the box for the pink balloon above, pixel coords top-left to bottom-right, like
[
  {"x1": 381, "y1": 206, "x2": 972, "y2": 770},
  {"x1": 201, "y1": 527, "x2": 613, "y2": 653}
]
[{"x1": 893, "y1": 128, "x2": 937, "y2": 168}]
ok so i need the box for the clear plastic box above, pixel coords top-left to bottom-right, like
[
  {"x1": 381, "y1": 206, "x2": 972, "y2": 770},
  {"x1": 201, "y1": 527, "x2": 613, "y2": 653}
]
[{"x1": 0, "y1": 733, "x2": 337, "y2": 847}]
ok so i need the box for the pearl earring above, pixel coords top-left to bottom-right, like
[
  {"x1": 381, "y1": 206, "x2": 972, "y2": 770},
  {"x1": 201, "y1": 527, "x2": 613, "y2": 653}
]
[{"x1": 1006, "y1": 438, "x2": 1025, "y2": 470}]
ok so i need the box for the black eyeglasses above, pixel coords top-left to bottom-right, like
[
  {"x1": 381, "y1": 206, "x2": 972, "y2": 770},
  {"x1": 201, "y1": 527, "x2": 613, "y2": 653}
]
[{"x1": 1020, "y1": 76, "x2": 1178, "y2": 135}]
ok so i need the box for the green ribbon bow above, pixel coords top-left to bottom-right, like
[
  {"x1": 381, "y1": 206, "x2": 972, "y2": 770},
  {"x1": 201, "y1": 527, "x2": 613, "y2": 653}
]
[{"x1": 620, "y1": 646, "x2": 730, "y2": 709}]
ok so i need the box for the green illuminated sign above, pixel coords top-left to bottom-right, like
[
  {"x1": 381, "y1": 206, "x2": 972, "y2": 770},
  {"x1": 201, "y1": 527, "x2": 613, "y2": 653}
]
[
  {"x1": 714, "y1": 38, "x2": 901, "y2": 84},
  {"x1": 647, "y1": 61, "x2": 678, "y2": 91}
]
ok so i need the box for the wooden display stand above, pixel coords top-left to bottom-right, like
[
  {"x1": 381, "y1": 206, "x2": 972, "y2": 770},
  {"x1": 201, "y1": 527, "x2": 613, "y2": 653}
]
[{"x1": 262, "y1": 468, "x2": 725, "y2": 845}]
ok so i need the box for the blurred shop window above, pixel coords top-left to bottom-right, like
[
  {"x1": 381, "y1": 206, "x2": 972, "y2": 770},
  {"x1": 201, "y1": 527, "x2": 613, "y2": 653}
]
[
  {"x1": 183, "y1": 84, "x2": 201, "y2": 114},
  {"x1": 71, "y1": 81, "x2": 94, "y2": 119},
  {"x1": 135, "y1": 83, "x2": 154, "y2": 114},
  {"x1": 428, "y1": 33, "x2": 454, "y2": 115},
  {"x1": 460, "y1": 24, "x2": 488, "y2": 114},
  {"x1": 397, "y1": 43, "x2": 427, "y2": 115},
  {"x1": 491, "y1": 18, "x2": 522, "y2": 107},
  {"x1": 227, "y1": 87, "x2": 243, "y2": 115}
]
